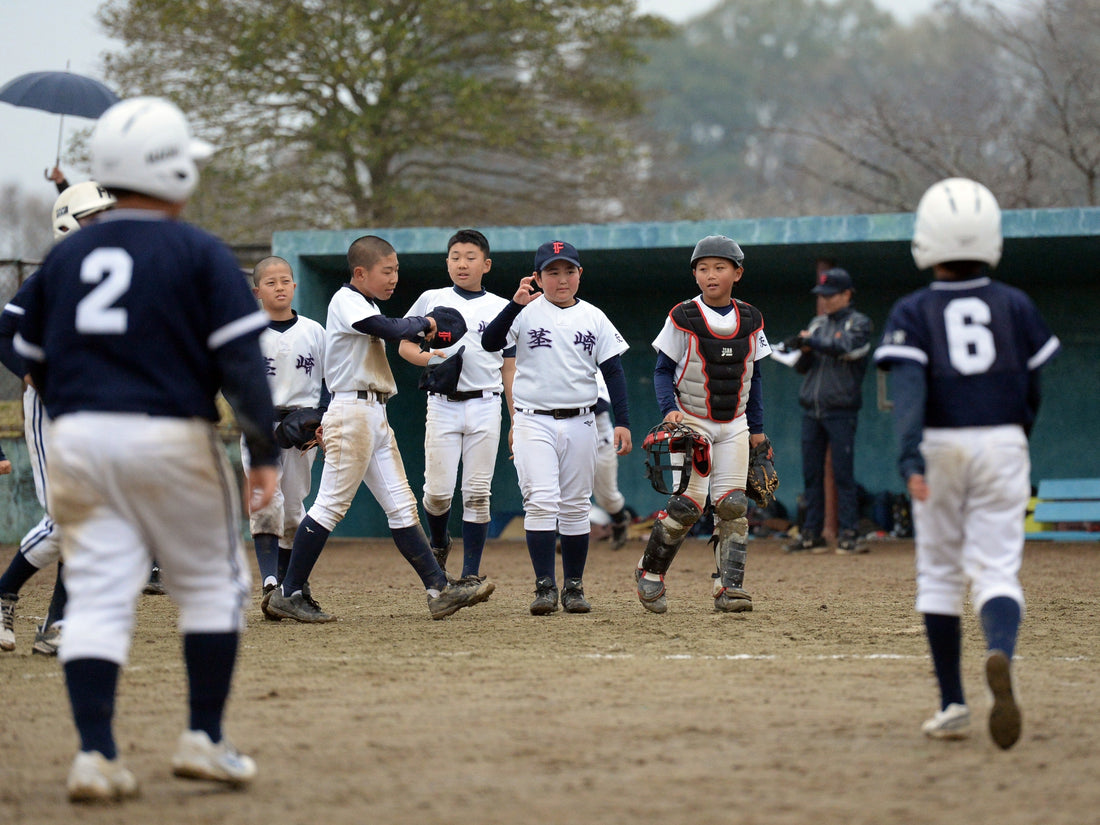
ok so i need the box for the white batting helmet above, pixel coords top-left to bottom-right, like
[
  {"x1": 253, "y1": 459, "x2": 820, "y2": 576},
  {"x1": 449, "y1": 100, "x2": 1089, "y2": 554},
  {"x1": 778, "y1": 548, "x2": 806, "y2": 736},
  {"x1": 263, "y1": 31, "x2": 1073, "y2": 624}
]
[
  {"x1": 91, "y1": 96, "x2": 215, "y2": 203},
  {"x1": 52, "y1": 181, "x2": 116, "y2": 239},
  {"x1": 911, "y1": 177, "x2": 1002, "y2": 270}
]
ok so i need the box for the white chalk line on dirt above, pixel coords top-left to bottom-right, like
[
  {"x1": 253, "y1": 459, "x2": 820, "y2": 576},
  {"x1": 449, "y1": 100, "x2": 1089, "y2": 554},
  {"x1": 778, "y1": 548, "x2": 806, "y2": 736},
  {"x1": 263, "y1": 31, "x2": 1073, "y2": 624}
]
[{"x1": 15, "y1": 651, "x2": 1091, "y2": 682}]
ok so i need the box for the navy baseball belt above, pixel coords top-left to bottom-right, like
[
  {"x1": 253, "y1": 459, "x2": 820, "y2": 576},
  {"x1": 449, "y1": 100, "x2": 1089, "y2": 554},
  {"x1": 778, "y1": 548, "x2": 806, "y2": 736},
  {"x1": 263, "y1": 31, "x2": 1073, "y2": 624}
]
[
  {"x1": 519, "y1": 407, "x2": 593, "y2": 419},
  {"x1": 433, "y1": 390, "x2": 501, "y2": 402}
]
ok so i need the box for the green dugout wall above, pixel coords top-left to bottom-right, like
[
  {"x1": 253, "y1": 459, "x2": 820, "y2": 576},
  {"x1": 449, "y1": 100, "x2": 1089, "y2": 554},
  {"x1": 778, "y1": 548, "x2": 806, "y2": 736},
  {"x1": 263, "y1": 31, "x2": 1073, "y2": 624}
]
[
  {"x1": 270, "y1": 207, "x2": 1100, "y2": 538},
  {"x1": 4, "y1": 208, "x2": 1093, "y2": 543}
]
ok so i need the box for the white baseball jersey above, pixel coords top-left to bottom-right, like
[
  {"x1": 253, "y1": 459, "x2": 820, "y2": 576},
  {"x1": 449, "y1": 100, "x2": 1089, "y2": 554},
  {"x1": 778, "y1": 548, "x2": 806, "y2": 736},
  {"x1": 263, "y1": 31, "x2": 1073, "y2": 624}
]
[
  {"x1": 653, "y1": 297, "x2": 771, "y2": 503},
  {"x1": 323, "y1": 285, "x2": 397, "y2": 396},
  {"x1": 261, "y1": 313, "x2": 326, "y2": 409},
  {"x1": 503, "y1": 296, "x2": 627, "y2": 535},
  {"x1": 306, "y1": 284, "x2": 421, "y2": 532},
  {"x1": 404, "y1": 286, "x2": 510, "y2": 393},
  {"x1": 503, "y1": 295, "x2": 627, "y2": 410},
  {"x1": 405, "y1": 286, "x2": 513, "y2": 524},
  {"x1": 244, "y1": 313, "x2": 326, "y2": 543}
]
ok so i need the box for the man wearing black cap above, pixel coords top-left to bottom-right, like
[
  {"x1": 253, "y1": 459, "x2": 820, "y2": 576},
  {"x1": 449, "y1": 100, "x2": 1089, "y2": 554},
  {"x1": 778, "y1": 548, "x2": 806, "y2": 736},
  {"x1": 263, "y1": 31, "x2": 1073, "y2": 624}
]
[{"x1": 786, "y1": 267, "x2": 874, "y2": 554}]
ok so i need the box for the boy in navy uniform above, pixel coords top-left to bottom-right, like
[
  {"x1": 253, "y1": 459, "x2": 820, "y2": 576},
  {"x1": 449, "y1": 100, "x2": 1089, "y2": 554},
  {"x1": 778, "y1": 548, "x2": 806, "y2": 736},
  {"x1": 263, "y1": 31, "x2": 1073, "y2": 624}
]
[
  {"x1": 16, "y1": 97, "x2": 278, "y2": 800},
  {"x1": 874, "y1": 178, "x2": 1061, "y2": 749},
  {"x1": 0, "y1": 182, "x2": 116, "y2": 655}
]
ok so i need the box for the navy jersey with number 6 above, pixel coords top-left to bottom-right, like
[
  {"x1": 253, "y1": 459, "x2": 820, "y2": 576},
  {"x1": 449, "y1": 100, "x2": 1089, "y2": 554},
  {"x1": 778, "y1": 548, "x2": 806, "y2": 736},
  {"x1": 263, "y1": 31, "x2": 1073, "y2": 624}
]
[
  {"x1": 874, "y1": 276, "x2": 1061, "y2": 429},
  {"x1": 14, "y1": 210, "x2": 274, "y2": 445}
]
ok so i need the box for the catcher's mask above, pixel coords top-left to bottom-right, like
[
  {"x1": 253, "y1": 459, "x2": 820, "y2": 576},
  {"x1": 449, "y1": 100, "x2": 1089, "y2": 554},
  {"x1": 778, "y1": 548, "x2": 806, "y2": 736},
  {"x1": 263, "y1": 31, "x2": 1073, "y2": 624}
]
[{"x1": 642, "y1": 422, "x2": 711, "y2": 496}]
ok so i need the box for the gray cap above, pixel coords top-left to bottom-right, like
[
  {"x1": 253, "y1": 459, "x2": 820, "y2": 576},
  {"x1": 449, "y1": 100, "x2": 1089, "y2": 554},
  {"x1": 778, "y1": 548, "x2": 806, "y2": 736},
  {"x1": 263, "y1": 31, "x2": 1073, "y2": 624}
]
[{"x1": 691, "y1": 235, "x2": 744, "y2": 266}]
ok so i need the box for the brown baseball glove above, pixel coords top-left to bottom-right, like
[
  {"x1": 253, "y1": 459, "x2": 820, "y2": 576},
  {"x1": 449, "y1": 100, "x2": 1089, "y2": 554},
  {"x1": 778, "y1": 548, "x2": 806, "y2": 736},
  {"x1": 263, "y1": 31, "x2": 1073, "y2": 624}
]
[{"x1": 746, "y1": 437, "x2": 779, "y2": 507}]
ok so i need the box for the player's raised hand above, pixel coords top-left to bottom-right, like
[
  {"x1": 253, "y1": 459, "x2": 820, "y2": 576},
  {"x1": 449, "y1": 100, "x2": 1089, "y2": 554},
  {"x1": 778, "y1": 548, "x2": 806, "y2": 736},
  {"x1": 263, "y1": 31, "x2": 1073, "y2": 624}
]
[
  {"x1": 247, "y1": 465, "x2": 279, "y2": 512},
  {"x1": 513, "y1": 275, "x2": 541, "y2": 305}
]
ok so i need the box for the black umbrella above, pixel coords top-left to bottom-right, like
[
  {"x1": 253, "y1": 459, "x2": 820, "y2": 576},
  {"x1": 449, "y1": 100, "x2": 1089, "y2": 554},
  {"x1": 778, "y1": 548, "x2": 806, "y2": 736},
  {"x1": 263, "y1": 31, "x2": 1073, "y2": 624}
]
[{"x1": 0, "y1": 69, "x2": 121, "y2": 169}]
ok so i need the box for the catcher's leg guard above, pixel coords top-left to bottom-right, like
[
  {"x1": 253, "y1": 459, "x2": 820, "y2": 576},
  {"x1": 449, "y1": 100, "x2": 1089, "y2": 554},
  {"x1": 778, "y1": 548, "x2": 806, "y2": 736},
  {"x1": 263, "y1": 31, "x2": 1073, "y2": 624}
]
[
  {"x1": 712, "y1": 491, "x2": 752, "y2": 613},
  {"x1": 640, "y1": 495, "x2": 702, "y2": 576},
  {"x1": 637, "y1": 496, "x2": 702, "y2": 614}
]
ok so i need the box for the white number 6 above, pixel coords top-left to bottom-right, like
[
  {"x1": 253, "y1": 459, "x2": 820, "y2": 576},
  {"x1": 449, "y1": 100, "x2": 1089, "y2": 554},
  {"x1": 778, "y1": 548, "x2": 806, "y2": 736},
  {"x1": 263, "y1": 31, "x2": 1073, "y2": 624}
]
[
  {"x1": 76, "y1": 248, "x2": 132, "y2": 334},
  {"x1": 944, "y1": 297, "x2": 995, "y2": 375}
]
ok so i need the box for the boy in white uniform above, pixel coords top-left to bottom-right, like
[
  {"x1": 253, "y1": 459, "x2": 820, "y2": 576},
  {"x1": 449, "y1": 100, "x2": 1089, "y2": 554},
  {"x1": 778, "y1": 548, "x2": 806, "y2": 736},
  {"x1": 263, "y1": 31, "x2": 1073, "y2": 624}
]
[
  {"x1": 636, "y1": 235, "x2": 773, "y2": 614},
  {"x1": 482, "y1": 241, "x2": 632, "y2": 615},
  {"x1": 245, "y1": 257, "x2": 326, "y2": 613},
  {"x1": 264, "y1": 235, "x2": 492, "y2": 622},
  {"x1": 398, "y1": 229, "x2": 515, "y2": 584},
  {"x1": 592, "y1": 371, "x2": 633, "y2": 549}
]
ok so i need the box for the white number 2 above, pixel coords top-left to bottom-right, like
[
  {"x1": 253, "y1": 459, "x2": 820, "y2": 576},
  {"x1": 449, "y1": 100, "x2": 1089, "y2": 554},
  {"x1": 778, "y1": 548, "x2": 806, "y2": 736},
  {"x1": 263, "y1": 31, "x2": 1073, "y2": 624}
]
[
  {"x1": 76, "y1": 248, "x2": 132, "y2": 334},
  {"x1": 944, "y1": 297, "x2": 995, "y2": 375}
]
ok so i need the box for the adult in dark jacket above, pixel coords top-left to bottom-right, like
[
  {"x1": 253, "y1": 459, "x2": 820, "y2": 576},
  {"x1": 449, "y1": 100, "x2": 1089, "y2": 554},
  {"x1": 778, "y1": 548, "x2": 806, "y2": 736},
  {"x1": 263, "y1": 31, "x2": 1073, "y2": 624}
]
[{"x1": 786, "y1": 268, "x2": 873, "y2": 554}]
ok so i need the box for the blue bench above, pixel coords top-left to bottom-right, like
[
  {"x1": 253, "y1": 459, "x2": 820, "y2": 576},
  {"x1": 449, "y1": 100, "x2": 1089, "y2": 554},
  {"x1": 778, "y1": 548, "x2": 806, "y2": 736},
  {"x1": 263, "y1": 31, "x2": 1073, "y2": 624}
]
[{"x1": 1027, "y1": 478, "x2": 1100, "y2": 541}]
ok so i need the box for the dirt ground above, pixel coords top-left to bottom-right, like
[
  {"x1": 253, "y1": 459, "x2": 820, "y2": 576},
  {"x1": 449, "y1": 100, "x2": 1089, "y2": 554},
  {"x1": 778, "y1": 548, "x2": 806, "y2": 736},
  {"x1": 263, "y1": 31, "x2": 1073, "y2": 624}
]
[{"x1": 1, "y1": 534, "x2": 1098, "y2": 825}]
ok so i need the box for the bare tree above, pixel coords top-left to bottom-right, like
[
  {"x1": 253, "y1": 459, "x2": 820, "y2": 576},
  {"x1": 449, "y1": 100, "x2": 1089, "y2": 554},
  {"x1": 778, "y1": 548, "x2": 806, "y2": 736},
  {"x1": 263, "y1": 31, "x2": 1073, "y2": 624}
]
[
  {"x1": 781, "y1": 0, "x2": 1100, "y2": 211},
  {"x1": 964, "y1": 0, "x2": 1100, "y2": 205},
  {"x1": 0, "y1": 185, "x2": 53, "y2": 262}
]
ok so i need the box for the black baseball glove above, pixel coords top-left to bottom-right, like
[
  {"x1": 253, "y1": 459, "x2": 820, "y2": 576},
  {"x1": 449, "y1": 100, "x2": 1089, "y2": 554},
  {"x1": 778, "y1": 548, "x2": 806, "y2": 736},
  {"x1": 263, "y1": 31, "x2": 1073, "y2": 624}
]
[
  {"x1": 426, "y1": 307, "x2": 467, "y2": 347},
  {"x1": 274, "y1": 407, "x2": 325, "y2": 450},
  {"x1": 746, "y1": 437, "x2": 779, "y2": 506},
  {"x1": 418, "y1": 345, "x2": 465, "y2": 395}
]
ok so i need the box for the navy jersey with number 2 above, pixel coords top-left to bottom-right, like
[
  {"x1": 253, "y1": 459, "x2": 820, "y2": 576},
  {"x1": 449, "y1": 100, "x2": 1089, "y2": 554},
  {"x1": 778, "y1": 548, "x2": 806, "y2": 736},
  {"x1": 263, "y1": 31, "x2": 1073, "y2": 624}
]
[{"x1": 15, "y1": 209, "x2": 272, "y2": 429}]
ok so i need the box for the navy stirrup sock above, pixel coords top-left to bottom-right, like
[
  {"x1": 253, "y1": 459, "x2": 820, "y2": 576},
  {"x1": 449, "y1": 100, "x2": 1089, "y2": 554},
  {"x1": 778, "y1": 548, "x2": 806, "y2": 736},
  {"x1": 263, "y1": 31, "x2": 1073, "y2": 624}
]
[
  {"x1": 924, "y1": 613, "x2": 965, "y2": 709},
  {"x1": 65, "y1": 659, "x2": 120, "y2": 759},
  {"x1": 980, "y1": 596, "x2": 1022, "y2": 660},
  {"x1": 282, "y1": 516, "x2": 330, "y2": 595},
  {"x1": 0, "y1": 552, "x2": 39, "y2": 595},
  {"x1": 45, "y1": 563, "x2": 67, "y2": 627},
  {"x1": 392, "y1": 525, "x2": 447, "y2": 591},
  {"x1": 461, "y1": 521, "x2": 490, "y2": 578},
  {"x1": 558, "y1": 533, "x2": 590, "y2": 580},
  {"x1": 277, "y1": 545, "x2": 292, "y2": 582},
  {"x1": 426, "y1": 510, "x2": 451, "y2": 549},
  {"x1": 526, "y1": 530, "x2": 558, "y2": 581},
  {"x1": 253, "y1": 533, "x2": 279, "y2": 584},
  {"x1": 184, "y1": 632, "x2": 239, "y2": 744}
]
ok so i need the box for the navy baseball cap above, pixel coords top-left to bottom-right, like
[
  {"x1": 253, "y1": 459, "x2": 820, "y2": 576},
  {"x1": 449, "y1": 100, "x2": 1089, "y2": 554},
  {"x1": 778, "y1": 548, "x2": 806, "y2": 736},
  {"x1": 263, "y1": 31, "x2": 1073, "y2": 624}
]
[
  {"x1": 534, "y1": 240, "x2": 582, "y2": 271},
  {"x1": 811, "y1": 267, "x2": 854, "y2": 295}
]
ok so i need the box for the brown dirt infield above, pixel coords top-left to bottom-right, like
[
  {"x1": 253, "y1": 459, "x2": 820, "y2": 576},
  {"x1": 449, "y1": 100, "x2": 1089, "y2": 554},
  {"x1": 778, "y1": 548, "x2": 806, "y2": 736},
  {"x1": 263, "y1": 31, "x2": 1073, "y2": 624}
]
[{"x1": 1, "y1": 535, "x2": 1098, "y2": 825}]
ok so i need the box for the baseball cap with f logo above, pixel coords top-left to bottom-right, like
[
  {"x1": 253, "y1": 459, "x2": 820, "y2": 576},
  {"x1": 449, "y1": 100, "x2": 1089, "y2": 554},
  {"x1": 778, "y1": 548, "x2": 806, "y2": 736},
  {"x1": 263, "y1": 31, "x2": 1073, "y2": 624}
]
[{"x1": 534, "y1": 240, "x2": 582, "y2": 271}]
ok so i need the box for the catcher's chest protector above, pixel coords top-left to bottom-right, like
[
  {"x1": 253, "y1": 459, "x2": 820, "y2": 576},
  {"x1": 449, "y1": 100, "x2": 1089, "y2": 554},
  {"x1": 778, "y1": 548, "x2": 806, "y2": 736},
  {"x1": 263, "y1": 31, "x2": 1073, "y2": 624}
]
[{"x1": 671, "y1": 300, "x2": 761, "y2": 422}]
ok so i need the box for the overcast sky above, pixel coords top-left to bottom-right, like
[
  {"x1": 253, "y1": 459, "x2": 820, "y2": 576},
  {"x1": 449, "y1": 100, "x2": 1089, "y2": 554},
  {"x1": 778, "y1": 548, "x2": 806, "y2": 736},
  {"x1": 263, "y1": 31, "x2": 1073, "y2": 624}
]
[{"x1": 1, "y1": 0, "x2": 941, "y2": 198}]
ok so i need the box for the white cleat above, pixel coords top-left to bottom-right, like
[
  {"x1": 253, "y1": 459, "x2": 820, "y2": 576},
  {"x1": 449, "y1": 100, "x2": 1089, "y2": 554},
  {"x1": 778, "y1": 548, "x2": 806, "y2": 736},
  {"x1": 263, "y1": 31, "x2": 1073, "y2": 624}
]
[
  {"x1": 171, "y1": 730, "x2": 256, "y2": 787},
  {"x1": 67, "y1": 751, "x2": 139, "y2": 803},
  {"x1": 1, "y1": 594, "x2": 17, "y2": 651},
  {"x1": 921, "y1": 702, "x2": 971, "y2": 740}
]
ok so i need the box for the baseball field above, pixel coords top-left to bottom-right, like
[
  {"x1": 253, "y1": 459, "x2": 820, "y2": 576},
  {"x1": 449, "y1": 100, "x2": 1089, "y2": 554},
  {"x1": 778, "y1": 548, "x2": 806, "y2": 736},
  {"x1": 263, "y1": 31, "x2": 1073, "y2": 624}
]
[{"x1": 1, "y1": 535, "x2": 1097, "y2": 824}]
